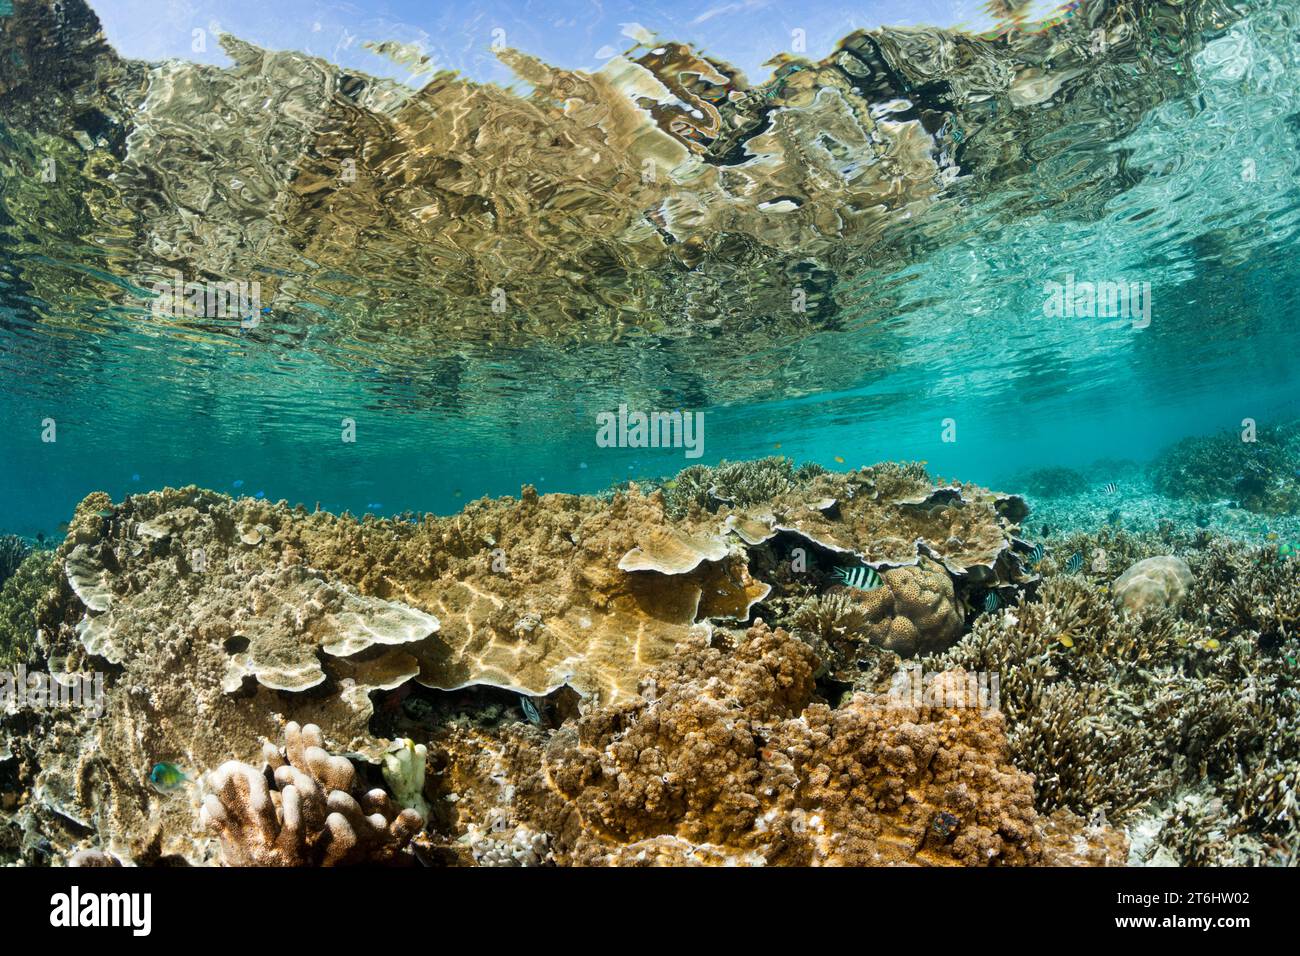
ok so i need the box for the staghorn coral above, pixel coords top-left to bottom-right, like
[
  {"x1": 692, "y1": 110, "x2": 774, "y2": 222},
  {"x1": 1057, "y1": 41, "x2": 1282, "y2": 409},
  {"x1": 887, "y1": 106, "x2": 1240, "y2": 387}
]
[
  {"x1": 7, "y1": 473, "x2": 1295, "y2": 868},
  {"x1": 0, "y1": 535, "x2": 32, "y2": 588},
  {"x1": 202, "y1": 722, "x2": 422, "y2": 866},
  {"x1": 1150, "y1": 422, "x2": 1300, "y2": 514},
  {"x1": 929, "y1": 535, "x2": 1300, "y2": 863}
]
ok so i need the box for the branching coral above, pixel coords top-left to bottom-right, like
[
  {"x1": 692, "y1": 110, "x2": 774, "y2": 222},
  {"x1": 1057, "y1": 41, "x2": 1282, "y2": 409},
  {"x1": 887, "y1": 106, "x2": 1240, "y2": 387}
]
[
  {"x1": 655, "y1": 457, "x2": 827, "y2": 520},
  {"x1": 1150, "y1": 422, "x2": 1300, "y2": 514},
  {"x1": 201, "y1": 722, "x2": 422, "y2": 866},
  {"x1": 928, "y1": 536, "x2": 1300, "y2": 863},
  {"x1": 0, "y1": 535, "x2": 32, "y2": 588}
]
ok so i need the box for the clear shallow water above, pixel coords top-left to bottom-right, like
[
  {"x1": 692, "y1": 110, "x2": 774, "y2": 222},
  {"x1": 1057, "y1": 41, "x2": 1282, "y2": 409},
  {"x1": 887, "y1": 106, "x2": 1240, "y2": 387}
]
[{"x1": 2, "y1": 0, "x2": 1300, "y2": 534}]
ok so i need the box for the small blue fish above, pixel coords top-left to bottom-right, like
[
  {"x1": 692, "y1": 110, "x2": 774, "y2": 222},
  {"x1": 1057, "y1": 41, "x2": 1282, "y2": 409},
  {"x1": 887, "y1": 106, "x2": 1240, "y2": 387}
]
[
  {"x1": 1065, "y1": 552, "x2": 1084, "y2": 574},
  {"x1": 1102, "y1": 482, "x2": 1118, "y2": 494},
  {"x1": 148, "y1": 762, "x2": 190, "y2": 794},
  {"x1": 232, "y1": 479, "x2": 244, "y2": 489},
  {"x1": 835, "y1": 565, "x2": 882, "y2": 590},
  {"x1": 984, "y1": 592, "x2": 1000, "y2": 612},
  {"x1": 255, "y1": 490, "x2": 265, "y2": 499},
  {"x1": 1026, "y1": 543, "x2": 1045, "y2": 566},
  {"x1": 519, "y1": 696, "x2": 543, "y2": 727},
  {"x1": 131, "y1": 473, "x2": 140, "y2": 482},
  {"x1": 367, "y1": 502, "x2": 382, "y2": 510}
]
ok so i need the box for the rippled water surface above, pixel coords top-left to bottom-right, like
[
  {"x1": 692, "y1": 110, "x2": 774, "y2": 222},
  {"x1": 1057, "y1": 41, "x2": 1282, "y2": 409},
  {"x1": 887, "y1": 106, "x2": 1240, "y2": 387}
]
[{"x1": 2, "y1": 0, "x2": 1299, "y2": 531}]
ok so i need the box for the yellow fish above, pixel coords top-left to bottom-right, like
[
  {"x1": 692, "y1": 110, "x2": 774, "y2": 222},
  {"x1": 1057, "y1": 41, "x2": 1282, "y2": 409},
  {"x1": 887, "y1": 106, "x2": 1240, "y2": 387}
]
[
  {"x1": 773, "y1": 443, "x2": 782, "y2": 450},
  {"x1": 834, "y1": 456, "x2": 845, "y2": 464},
  {"x1": 1057, "y1": 634, "x2": 1074, "y2": 648},
  {"x1": 1205, "y1": 639, "x2": 1220, "y2": 650}
]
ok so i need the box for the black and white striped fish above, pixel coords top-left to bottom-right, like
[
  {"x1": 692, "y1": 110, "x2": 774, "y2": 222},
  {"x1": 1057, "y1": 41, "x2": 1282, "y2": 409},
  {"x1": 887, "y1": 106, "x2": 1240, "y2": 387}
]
[
  {"x1": 1103, "y1": 482, "x2": 1119, "y2": 494},
  {"x1": 984, "y1": 592, "x2": 1000, "y2": 612},
  {"x1": 1065, "y1": 552, "x2": 1084, "y2": 574},
  {"x1": 835, "y1": 565, "x2": 882, "y2": 590},
  {"x1": 519, "y1": 695, "x2": 544, "y2": 727},
  {"x1": 1026, "y1": 542, "x2": 1045, "y2": 566}
]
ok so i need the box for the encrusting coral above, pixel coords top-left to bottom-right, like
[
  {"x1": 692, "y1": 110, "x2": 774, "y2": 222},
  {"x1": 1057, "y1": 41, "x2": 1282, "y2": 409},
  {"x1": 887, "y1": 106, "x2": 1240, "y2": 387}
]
[{"x1": 202, "y1": 722, "x2": 421, "y2": 866}]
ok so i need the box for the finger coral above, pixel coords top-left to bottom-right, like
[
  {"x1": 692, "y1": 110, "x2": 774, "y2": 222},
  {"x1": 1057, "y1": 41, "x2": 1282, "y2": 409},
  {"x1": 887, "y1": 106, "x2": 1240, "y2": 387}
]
[{"x1": 201, "y1": 722, "x2": 422, "y2": 866}]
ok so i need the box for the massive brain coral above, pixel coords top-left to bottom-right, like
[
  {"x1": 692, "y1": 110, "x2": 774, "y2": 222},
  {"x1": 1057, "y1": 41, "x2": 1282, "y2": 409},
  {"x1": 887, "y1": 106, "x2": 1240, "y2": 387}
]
[
  {"x1": 841, "y1": 557, "x2": 965, "y2": 657},
  {"x1": 1112, "y1": 556, "x2": 1195, "y2": 619}
]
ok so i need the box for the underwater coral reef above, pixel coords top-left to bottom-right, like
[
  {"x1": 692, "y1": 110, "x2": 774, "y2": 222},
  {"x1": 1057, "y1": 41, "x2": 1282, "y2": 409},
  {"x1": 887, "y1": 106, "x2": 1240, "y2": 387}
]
[{"x1": 1, "y1": 458, "x2": 1294, "y2": 867}]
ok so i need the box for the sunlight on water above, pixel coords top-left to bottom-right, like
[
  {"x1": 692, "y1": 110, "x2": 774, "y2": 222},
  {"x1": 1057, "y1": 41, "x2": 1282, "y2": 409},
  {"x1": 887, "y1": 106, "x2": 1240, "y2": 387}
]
[{"x1": 2, "y1": 0, "x2": 1297, "y2": 531}]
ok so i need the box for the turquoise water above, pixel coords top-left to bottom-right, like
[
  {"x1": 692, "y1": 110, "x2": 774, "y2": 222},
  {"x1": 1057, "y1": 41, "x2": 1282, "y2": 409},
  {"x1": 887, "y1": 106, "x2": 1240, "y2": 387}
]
[{"x1": 3, "y1": 1, "x2": 1300, "y2": 534}]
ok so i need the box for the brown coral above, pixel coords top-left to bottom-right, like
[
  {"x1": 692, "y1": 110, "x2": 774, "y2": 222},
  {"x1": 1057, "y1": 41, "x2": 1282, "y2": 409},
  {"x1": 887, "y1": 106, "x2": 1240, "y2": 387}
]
[
  {"x1": 845, "y1": 559, "x2": 965, "y2": 657},
  {"x1": 425, "y1": 621, "x2": 1120, "y2": 866}
]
